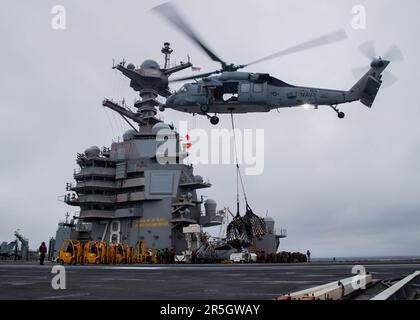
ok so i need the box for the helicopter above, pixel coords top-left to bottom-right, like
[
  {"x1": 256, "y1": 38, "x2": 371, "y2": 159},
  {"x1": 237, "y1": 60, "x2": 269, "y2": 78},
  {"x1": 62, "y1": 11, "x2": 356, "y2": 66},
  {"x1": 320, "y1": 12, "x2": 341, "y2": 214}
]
[{"x1": 153, "y1": 3, "x2": 401, "y2": 125}]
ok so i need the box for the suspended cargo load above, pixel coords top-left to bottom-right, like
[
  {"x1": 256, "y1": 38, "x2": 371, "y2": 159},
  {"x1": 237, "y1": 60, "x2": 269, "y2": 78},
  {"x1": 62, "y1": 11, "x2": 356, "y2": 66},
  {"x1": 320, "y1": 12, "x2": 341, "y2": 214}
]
[{"x1": 226, "y1": 207, "x2": 266, "y2": 248}]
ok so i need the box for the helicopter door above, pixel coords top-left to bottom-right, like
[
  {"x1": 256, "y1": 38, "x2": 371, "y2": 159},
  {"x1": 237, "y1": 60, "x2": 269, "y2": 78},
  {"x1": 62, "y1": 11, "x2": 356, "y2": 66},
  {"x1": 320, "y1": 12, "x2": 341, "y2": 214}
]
[
  {"x1": 221, "y1": 82, "x2": 239, "y2": 103},
  {"x1": 238, "y1": 83, "x2": 252, "y2": 103},
  {"x1": 209, "y1": 82, "x2": 239, "y2": 104}
]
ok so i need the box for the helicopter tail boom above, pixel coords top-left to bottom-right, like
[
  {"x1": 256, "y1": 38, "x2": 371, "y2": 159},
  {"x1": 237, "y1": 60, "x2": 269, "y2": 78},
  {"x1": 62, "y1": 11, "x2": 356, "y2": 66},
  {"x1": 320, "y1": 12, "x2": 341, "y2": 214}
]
[{"x1": 349, "y1": 59, "x2": 390, "y2": 108}]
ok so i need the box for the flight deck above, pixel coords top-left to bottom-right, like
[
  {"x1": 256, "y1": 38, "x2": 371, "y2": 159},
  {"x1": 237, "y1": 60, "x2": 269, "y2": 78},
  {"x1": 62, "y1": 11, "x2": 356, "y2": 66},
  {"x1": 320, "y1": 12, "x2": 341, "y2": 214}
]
[{"x1": 0, "y1": 261, "x2": 419, "y2": 300}]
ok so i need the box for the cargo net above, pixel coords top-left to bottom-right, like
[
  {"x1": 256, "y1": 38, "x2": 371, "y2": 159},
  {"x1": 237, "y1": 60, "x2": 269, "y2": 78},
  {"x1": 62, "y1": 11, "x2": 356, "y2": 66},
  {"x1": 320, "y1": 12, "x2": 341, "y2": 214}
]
[
  {"x1": 227, "y1": 204, "x2": 266, "y2": 248},
  {"x1": 227, "y1": 214, "x2": 248, "y2": 245}
]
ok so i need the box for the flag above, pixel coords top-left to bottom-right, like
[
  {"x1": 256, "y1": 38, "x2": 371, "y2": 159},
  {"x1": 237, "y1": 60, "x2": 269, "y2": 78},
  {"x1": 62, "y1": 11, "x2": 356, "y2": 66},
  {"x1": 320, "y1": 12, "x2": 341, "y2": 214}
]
[{"x1": 191, "y1": 66, "x2": 201, "y2": 72}]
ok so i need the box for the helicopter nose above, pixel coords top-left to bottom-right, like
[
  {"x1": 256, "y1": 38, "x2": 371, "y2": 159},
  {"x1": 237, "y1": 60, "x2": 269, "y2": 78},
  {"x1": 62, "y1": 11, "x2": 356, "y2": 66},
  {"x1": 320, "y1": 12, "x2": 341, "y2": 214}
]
[{"x1": 166, "y1": 95, "x2": 175, "y2": 106}]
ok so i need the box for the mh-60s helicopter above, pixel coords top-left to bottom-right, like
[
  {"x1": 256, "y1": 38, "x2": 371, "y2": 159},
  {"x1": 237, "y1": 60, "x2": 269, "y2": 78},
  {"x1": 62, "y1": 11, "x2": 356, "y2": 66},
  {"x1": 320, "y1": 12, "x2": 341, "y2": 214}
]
[{"x1": 153, "y1": 3, "x2": 402, "y2": 125}]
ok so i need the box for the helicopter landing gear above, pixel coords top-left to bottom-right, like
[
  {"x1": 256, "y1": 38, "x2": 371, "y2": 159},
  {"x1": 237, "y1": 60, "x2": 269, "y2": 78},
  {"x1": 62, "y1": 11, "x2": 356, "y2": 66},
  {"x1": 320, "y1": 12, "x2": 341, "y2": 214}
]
[
  {"x1": 210, "y1": 115, "x2": 220, "y2": 125},
  {"x1": 330, "y1": 105, "x2": 345, "y2": 119},
  {"x1": 202, "y1": 108, "x2": 219, "y2": 125},
  {"x1": 159, "y1": 105, "x2": 165, "y2": 112}
]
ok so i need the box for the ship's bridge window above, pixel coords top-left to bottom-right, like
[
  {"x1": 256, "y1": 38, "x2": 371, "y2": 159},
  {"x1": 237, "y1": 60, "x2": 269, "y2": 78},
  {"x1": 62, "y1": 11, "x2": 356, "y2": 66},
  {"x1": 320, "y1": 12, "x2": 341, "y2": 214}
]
[{"x1": 241, "y1": 83, "x2": 250, "y2": 93}]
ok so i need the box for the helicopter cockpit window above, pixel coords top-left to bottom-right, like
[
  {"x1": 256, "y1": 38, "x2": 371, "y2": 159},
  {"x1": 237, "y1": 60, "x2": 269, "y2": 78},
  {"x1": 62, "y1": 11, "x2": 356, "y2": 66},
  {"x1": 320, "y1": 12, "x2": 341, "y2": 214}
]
[
  {"x1": 178, "y1": 85, "x2": 188, "y2": 93},
  {"x1": 253, "y1": 83, "x2": 263, "y2": 93},
  {"x1": 241, "y1": 83, "x2": 250, "y2": 93}
]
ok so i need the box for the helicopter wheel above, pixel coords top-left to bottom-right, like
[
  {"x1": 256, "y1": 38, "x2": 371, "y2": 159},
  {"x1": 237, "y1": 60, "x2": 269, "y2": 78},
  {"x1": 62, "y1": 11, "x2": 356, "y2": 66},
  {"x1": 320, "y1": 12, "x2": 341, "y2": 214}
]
[
  {"x1": 210, "y1": 116, "x2": 220, "y2": 125},
  {"x1": 159, "y1": 106, "x2": 165, "y2": 112},
  {"x1": 330, "y1": 105, "x2": 345, "y2": 119},
  {"x1": 200, "y1": 104, "x2": 210, "y2": 113}
]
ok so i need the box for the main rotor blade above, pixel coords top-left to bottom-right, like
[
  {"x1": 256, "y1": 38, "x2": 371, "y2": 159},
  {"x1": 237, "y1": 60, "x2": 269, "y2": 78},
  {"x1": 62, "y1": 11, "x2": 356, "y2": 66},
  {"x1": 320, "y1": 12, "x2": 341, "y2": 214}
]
[
  {"x1": 358, "y1": 40, "x2": 377, "y2": 60},
  {"x1": 169, "y1": 70, "x2": 220, "y2": 83},
  {"x1": 152, "y1": 2, "x2": 226, "y2": 66},
  {"x1": 244, "y1": 29, "x2": 348, "y2": 67},
  {"x1": 384, "y1": 45, "x2": 404, "y2": 62}
]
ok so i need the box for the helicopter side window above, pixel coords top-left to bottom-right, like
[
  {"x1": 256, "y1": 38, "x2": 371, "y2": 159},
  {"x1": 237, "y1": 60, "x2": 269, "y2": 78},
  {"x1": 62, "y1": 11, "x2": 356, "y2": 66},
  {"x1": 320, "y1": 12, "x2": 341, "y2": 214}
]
[
  {"x1": 241, "y1": 83, "x2": 250, "y2": 93},
  {"x1": 253, "y1": 83, "x2": 263, "y2": 93}
]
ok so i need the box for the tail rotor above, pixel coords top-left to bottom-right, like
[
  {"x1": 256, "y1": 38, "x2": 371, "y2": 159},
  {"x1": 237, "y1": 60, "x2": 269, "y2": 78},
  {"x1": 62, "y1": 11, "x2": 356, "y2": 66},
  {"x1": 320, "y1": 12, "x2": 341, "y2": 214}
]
[{"x1": 352, "y1": 41, "x2": 404, "y2": 88}]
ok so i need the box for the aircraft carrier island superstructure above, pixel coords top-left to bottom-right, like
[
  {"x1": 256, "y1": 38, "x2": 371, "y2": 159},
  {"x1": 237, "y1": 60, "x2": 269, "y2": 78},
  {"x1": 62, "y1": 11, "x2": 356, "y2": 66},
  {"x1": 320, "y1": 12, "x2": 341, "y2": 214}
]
[{"x1": 63, "y1": 121, "x2": 224, "y2": 253}]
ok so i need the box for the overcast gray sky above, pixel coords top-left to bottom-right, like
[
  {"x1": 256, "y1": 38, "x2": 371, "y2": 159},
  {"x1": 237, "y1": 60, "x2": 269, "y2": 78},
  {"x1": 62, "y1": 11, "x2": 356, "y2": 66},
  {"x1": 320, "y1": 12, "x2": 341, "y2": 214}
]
[{"x1": 1, "y1": 0, "x2": 419, "y2": 257}]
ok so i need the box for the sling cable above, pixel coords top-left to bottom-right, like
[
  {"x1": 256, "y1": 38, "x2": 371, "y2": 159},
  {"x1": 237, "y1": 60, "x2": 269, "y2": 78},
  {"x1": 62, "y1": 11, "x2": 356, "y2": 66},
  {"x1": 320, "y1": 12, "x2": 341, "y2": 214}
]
[{"x1": 226, "y1": 113, "x2": 266, "y2": 248}]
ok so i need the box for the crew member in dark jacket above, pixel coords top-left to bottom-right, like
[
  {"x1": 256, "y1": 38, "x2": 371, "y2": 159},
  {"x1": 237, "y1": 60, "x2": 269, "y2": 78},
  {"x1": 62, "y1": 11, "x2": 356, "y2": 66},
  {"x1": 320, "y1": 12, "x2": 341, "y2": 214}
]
[{"x1": 39, "y1": 242, "x2": 47, "y2": 265}]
